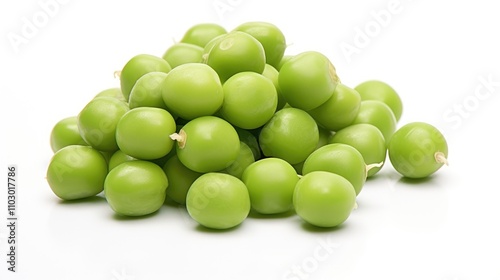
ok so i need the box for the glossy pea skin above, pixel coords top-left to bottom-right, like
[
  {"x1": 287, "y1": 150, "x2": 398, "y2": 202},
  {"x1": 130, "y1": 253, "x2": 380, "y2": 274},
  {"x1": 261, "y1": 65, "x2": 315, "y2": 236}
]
[
  {"x1": 174, "y1": 116, "x2": 240, "y2": 173},
  {"x1": 162, "y1": 155, "x2": 202, "y2": 205},
  {"x1": 50, "y1": 116, "x2": 88, "y2": 152},
  {"x1": 128, "y1": 72, "x2": 168, "y2": 109},
  {"x1": 162, "y1": 63, "x2": 223, "y2": 120},
  {"x1": 186, "y1": 173, "x2": 250, "y2": 229},
  {"x1": 233, "y1": 21, "x2": 287, "y2": 68},
  {"x1": 261, "y1": 64, "x2": 286, "y2": 111},
  {"x1": 108, "y1": 149, "x2": 136, "y2": 171},
  {"x1": 259, "y1": 108, "x2": 319, "y2": 165},
  {"x1": 278, "y1": 51, "x2": 339, "y2": 111},
  {"x1": 302, "y1": 144, "x2": 366, "y2": 196},
  {"x1": 205, "y1": 31, "x2": 266, "y2": 82},
  {"x1": 120, "y1": 54, "x2": 171, "y2": 100},
  {"x1": 180, "y1": 23, "x2": 227, "y2": 48},
  {"x1": 116, "y1": 107, "x2": 176, "y2": 160},
  {"x1": 242, "y1": 158, "x2": 299, "y2": 214},
  {"x1": 77, "y1": 97, "x2": 129, "y2": 152},
  {"x1": 46, "y1": 145, "x2": 108, "y2": 200},
  {"x1": 355, "y1": 80, "x2": 403, "y2": 122},
  {"x1": 352, "y1": 100, "x2": 397, "y2": 145},
  {"x1": 329, "y1": 123, "x2": 386, "y2": 177},
  {"x1": 162, "y1": 43, "x2": 204, "y2": 68},
  {"x1": 221, "y1": 142, "x2": 255, "y2": 179},
  {"x1": 94, "y1": 88, "x2": 125, "y2": 101},
  {"x1": 293, "y1": 171, "x2": 356, "y2": 228},
  {"x1": 104, "y1": 161, "x2": 168, "y2": 216},
  {"x1": 307, "y1": 83, "x2": 361, "y2": 132},
  {"x1": 220, "y1": 72, "x2": 277, "y2": 129},
  {"x1": 388, "y1": 122, "x2": 448, "y2": 179}
]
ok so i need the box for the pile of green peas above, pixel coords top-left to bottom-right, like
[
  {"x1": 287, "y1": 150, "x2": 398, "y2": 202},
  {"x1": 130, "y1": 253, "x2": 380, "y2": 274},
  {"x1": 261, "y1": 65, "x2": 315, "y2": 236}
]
[{"x1": 47, "y1": 22, "x2": 449, "y2": 230}]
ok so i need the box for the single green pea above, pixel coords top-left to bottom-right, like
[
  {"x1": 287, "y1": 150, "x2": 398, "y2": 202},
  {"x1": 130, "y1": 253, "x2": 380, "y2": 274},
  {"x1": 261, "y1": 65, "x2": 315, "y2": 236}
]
[
  {"x1": 186, "y1": 173, "x2": 250, "y2": 229},
  {"x1": 77, "y1": 96, "x2": 129, "y2": 152},
  {"x1": 162, "y1": 43, "x2": 204, "y2": 68},
  {"x1": 261, "y1": 64, "x2": 286, "y2": 111},
  {"x1": 259, "y1": 108, "x2": 319, "y2": 165},
  {"x1": 108, "y1": 149, "x2": 136, "y2": 171},
  {"x1": 293, "y1": 171, "x2": 356, "y2": 228},
  {"x1": 221, "y1": 142, "x2": 255, "y2": 179},
  {"x1": 46, "y1": 145, "x2": 108, "y2": 200},
  {"x1": 329, "y1": 123, "x2": 386, "y2": 177},
  {"x1": 302, "y1": 143, "x2": 367, "y2": 195},
  {"x1": 205, "y1": 31, "x2": 266, "y2": 82},
  {"x1": 104, "y1": 161, "x2": 168, "y2": 216},
  {"x1": 355, "y1": 80, "x2": 403, "y2": 122},
  {"x1": 161, "y1": 63, "x2": 223, "y2": 120},
  {"x1": 242, "y1": 158, "x2": 299, "y2": 214},
  {"x1": 162, "y1": 155, "x2": 202, "y2": 205},
  {"x1": 388, "y1": 122, "x2": 448, "y2": 179},
  {"x1": 128, "y1": 72, "x2": 168, "y2": 109},
  {"x1": 220, "y1": 71, "x2": 277, "y2": 129},
  {"x1": 307, "y1": 83, "x2": 361, "y2": 132},
  {"x1": 278, "y1": 51, "x2": 339, "y2": 111},
  {"x1": 50, "y1": 116, "x2": 88, "y2": 152},
  {"x1": 94, "y1": 88, "x2": 125, "y2": 101},
  {"x1": 171, "y1": 116, "x2": 240, "y2": 173},
  {"x1": 180, "y1": 23, "x2": 227, "y2": 47},
  {"x1": 116, "y1": 107, "x2": 176, "y2": 160},
  {"x1": 233, "y1": 21, "x2": 287, "y2": 68},
  {"x1": 352, "y1": 100, "x2": 397, "y2": 145},
  {"x1": 119, "y1": 54, "x2": 171, "y2": 100}
]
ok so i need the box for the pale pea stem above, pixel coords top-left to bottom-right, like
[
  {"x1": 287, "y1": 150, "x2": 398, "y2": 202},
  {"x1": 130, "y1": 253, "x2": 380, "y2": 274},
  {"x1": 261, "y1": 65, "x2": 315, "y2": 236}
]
[
  {"x1": 113, "y1": 70, "x2": 121, "y2": 79},
  {"x1": 169, "y1": 130, "x2": 187, "y2": 149},
  {"x1": 353, "y1": 201, "x2": 358, "y2": 210},
  {"x1": 435, "y1": 152, "x2": 449, "y2": 166},
  {"x1": 365, "y1": 161, "x2": 384, "y2": 178}
]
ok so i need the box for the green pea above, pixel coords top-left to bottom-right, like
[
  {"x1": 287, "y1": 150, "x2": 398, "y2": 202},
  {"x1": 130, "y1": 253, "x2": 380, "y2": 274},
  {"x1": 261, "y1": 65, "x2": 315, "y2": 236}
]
[
  {"x1": 162, "y1": 155, "x2": 202, "y2": 205},
  {"x1": 259, "y1": 108, "x2": 319, "y2": 165},
  {"x1": 233, "y1": 21, "x2": 287, "y2": 68},
  {"x1": 303, "y1": 143, "x2": 367, "y2": 195},
  {"x1": 186, "y1": 173, "x2": 250, "y2": 229},
  {"x1": 220, "y1": 72, "x2": 277, "y2": 129},
  {"x1": 128, "y1": 72, "x2": 168, "y2": 109},
  {"x1": 355, "y1": 80, "x2": 403, "y2": 122},
  {"x1": 116, "y1": 107, "x2": 176, "y2": 160},
  {"x1": 242, "y1": 158, "x2": 299, "y2": 214},
  {"x1": 50, "y1": 116, "x2": 88, "y2": 152},
  {"x1": 119, "y1": 54, "x2": 171, "y2": 100},
  {"x1": 221, "y1": 142, "x2": 255, "y2": 179},
  {"x1": 261, "y1": 64, "x2": 286, "y2": 111},
  {"x1": 278, "y1": 51, "x2": 339, "y2": 111},
  {"x1": 161, "y1": 63, "x2": 223, "y2": 120},
  {"x1": 388, "y1": 122, "x2": 448, "y2": 179},
  {"x1": 46, "y1": 145, "x2": 108, "y2": 200},
  {"x1": 77, "y1": 96, "x2": 129, "y2": 152},
  {"x1": 104, "y1": 161, "x2": 168, "y2": 216},
  {"x1": 276, "y1": 55, "x2": 293, "y2": 71},
  {"x1": 108, "y1": 149, "x2": 136, "y2": 171},
  {"x1": 180, "y1": 23, "x2": 227, "y2": 47},
  {"x1": 293, "y1": 171, "x2": 356, "y2": 228},
  {"x1": 329, "y1": 123, "x2": 386, "y2": 177},
  {"x1": 205, "y1": 31, "x2": 266, "y2": 82},
  {"x1": 171, "y1": 116, "x2": 240, "y2": 173},
  {"x1": 352, "y1": 100, "x2": 397, "y2": 145},
  {"x1": 162, "y1": 43, "x2": 204, "y2": 68},
  {"x1": 94, "y1": 88, "x2": 125, "y2": 101},
  {"x1": 234, "y1": 127, "x2": 261, "y2": 160},
  {"x1": 307, "y1": 83, "x2": 361, "y2": 131}
]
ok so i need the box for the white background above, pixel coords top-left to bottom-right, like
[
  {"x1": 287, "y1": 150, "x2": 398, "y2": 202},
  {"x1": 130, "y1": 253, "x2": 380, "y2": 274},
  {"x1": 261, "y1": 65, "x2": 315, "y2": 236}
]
[{"x1": 1, "y1": 0, "x2": 500, "y2": 279}]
